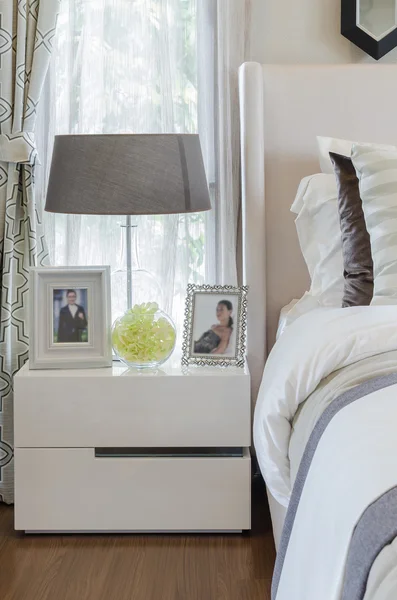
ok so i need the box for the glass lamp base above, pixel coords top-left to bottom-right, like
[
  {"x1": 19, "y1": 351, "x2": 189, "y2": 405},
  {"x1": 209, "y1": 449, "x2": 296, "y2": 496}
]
[{"x1": 111, "y1": 267, "x2": 163, "y2": 319}]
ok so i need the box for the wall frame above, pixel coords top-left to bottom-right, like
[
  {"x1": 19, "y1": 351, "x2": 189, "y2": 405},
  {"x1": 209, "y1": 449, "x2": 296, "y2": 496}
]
[{"x1": 342, "y1": 0, "x2": 397, "y2": 60}]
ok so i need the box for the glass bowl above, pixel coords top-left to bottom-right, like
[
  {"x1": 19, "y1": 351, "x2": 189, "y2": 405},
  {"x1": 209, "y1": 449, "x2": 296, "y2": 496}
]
[{"x1": 112, "y1": 302, "x2": 176, "y2": 369}]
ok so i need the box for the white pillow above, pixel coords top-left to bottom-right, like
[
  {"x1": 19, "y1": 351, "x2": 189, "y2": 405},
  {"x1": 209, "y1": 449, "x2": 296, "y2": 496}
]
[
  {"x1": 276, "y1": 296, "x2": 331, "y2": 338},
  {"x1": 276, "y1": 299, "x2": 299, "y2": 339},
  {"x1": 317, "y1": 136, "x2": 395, "y2": 174},
  {"x1": 290, "y1": 173, "x2": 344, "y2": 308},
  {"x1": 351, "y1": 143, "x2": 397, "y2": 305}
]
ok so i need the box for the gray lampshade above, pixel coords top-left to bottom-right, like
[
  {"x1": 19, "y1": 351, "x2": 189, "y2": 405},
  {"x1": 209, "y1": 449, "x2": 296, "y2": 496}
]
[{"x1": 45, "y1": 134, "x2": 211, "y2": 215}]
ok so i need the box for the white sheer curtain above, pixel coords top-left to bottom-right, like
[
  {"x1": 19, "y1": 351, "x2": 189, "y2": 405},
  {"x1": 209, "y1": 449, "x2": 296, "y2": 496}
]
[
  {"x1": 37, "y1": 0, "x2": 251, "y2": 335},
  {"x1": 198, "y1": 0, "x2": 252, "y2": 285}
]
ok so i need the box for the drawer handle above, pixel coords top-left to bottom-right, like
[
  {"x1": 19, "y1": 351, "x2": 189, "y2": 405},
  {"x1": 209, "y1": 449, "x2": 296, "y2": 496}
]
[{"x1": 95, "y1": 447, "x2": 244, "y2": 458}]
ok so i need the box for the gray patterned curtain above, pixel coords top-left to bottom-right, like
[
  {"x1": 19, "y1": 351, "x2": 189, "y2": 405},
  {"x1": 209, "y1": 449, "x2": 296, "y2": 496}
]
[{"x1": 0, "y1": 0, "x2": 60, "y2": 503}]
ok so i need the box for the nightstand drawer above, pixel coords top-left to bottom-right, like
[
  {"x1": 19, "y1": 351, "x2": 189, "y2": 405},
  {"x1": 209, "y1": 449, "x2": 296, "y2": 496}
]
[
  {"x1": 14, "y1": 366, "x2": 251, "y2": 447},
  {"x1": 15, "y1": 448, "x2": 251, "y2": 532}
]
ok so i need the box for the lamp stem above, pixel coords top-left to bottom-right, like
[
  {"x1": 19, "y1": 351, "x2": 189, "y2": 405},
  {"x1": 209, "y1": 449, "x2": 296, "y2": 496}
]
[
  {"x1": 121, "y1": 216, "x2": 140, "y2": 310},
  {"x1": 126, "y1": 215, "x2": 133, "y2": 310}
]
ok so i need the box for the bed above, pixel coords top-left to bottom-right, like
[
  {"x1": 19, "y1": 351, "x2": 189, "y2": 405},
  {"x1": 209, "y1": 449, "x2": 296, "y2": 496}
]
[{"x1": 239, "y1": 63, "x2": 397, "y2": 600}]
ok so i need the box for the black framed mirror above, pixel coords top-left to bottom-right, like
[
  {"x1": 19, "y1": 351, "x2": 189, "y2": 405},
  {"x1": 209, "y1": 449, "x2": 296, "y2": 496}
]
[{"x1": 342, "y1": 0, "x2": 397, "y2": 60}]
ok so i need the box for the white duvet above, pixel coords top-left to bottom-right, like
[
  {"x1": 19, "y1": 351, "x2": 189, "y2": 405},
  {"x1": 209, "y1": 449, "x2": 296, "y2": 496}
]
[
  {"x1": 254, "y1": 305, "x2": 397, "y2": 507},
  {"x1": 254, "y1": 306, "x2": 397, "y2": 600},
  {"x1": 289, "y1": 348, "x2": 397, "y2": 487},
  {"x1": 276, "y1": 384, "x2": 397, "y2": 600}
]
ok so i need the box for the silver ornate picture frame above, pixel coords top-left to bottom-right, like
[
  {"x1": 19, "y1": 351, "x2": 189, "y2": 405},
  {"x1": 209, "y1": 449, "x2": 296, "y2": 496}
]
[{"x1": 182, "y1": 284, "x2": 248, "y2": 367}]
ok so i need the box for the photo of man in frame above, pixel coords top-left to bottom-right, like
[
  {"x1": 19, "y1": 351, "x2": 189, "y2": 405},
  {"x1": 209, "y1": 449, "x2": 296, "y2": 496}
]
[{"x1": 53, "y1": 288, "x2": 88, "y2": 344}]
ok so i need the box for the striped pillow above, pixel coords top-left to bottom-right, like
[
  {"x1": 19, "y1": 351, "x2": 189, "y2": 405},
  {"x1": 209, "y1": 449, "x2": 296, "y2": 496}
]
[{"x1": 352, "y1": 144, "x2": 397, "y2": 305}]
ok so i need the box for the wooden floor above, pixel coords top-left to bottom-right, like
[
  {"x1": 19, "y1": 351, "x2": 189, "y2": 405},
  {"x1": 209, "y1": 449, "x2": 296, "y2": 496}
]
[{"x1": 0, "y1": 477, "x2": 275, "y2": 600}]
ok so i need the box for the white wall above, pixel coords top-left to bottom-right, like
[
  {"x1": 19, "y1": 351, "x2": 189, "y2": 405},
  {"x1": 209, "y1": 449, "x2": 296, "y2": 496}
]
[{"x1": 250, "y1": 0, "x2": 397, "y2": 64}]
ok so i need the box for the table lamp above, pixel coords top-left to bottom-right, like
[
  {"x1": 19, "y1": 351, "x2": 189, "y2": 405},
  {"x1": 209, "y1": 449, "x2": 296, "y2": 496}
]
[{"x1": 45, "y1": 133, "x2": 211, "y2": 309}]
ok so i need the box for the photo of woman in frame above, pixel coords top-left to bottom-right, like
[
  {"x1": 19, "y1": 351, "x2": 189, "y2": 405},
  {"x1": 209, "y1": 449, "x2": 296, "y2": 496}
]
[{"x1": 192, "y1": 295, "x2": 237, "y2": 357}]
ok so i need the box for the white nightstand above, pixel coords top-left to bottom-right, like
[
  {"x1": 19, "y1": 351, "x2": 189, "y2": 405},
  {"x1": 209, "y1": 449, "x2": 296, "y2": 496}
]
[{"x1": 14, "y1": 360, "x2": 251, "y2": 533}]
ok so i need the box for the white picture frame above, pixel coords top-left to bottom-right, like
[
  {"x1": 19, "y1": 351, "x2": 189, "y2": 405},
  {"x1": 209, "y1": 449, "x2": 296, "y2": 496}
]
[
  {"x1": 182, "y1": 284, "x2": 248, "y2": 367},
  {"x1": 29, "y1": 266, "x2": 112, "y2": 370}
]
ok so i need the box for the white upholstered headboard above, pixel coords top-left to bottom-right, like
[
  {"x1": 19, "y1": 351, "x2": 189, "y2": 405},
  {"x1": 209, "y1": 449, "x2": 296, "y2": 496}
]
[{"x1": 239, "y1": 62, "x2": 397, "y2": 399}]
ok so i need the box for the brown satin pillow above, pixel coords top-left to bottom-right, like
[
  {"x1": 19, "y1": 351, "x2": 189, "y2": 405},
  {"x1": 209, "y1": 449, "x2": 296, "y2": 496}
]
[{"x1": 329, "y1": 152, "x2": 373, "y2": 307}]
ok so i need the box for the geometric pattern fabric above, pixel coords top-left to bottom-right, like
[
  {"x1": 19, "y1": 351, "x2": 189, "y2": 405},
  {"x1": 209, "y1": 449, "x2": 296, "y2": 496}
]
[{"x1": 0, "y1": 0, "x2": 60, "y2": 503}]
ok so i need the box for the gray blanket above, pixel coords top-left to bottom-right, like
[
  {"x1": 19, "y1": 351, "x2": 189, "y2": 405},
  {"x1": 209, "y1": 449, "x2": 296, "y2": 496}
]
[{"x1": 272, "y1": 372, "x2": 397, "y2": 600}]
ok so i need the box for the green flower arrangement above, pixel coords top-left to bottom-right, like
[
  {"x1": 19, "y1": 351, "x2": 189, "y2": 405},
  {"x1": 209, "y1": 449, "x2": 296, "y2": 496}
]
[{"x1": 112, "y1": 302, "x2": 176, "y2": 367}]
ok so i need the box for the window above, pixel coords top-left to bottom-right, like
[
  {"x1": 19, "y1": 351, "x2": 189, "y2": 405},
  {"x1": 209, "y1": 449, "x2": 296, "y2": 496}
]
[{"x1": 42, "y1": 0, "x2": 212, "y2": 333}]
